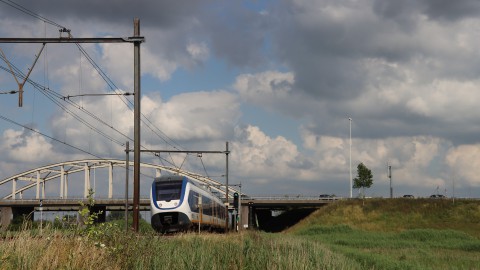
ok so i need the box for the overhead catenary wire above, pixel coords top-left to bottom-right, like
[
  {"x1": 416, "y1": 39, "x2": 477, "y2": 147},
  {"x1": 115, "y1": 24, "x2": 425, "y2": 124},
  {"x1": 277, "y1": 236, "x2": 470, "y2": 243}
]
[
  {"x1": 0, "y1": 0, "x2": 185, "y2": 152},
  {"x1": 0, "y1": 90, "x2": 18, "y2": 94},
  {"x1": 74, "y1": 38, "x2": 184, "y2": 151},
  {"x1": 0, "y1": 0, "x2": 65, "y2": 29},
  {"x1": 199, "y1": 155, "x2": 210, "y2": 178},
  {"x1": 0, "y1": 113, "x2": 158, "y2": 180},
  {"x1": 0, "y1": 63, "x2": 126, "y2": 146},
  {"x1": 0, "y1": 63, "x2": 181, "y2": 170},
  {"x1": 0, "y1": 1, "x2": 215, "y2": 174},
  {"x1": 0, "y1": 113, "x2": 104, "y2": 159}
]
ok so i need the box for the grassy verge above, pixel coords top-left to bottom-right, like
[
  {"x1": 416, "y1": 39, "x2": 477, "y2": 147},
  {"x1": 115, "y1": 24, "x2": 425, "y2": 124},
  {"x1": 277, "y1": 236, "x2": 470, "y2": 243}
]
[
  {"x1": 0, "y1": 226, "x2": 362, "y2": 270},
  {"x1": 294, "y1": 224, "x2": 480, "y2": 270},
  {"x1": 289, "y1": 198, "x2": 480, "y2": 237},
  {"x1": 288, "y1": 198, "x2": 480, "y2": 269}
]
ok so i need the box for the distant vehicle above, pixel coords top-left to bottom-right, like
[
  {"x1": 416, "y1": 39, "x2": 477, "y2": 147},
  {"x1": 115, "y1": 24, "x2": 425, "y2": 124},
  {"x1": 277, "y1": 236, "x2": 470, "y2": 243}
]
[
  {"x1": 319, "y1": 194, "x2": 334, "y2": 200},
  {"x1": 430, "y1": 194, "x2": 446, "y2": 199},
  {"x1": 403, "y1": 195, "x2": 415, "y2": 198}
]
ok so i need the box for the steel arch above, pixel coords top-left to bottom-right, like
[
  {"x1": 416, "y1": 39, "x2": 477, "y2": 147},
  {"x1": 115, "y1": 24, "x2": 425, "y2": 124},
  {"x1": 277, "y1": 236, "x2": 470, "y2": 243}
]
[{"x1": 0, "y1": 159, "x2": 237, "y2": 200}]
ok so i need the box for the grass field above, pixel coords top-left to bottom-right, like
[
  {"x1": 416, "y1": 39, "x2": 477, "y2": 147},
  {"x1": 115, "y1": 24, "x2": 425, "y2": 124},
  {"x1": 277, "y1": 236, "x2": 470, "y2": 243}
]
[
  {"x1": 1, "y1": 198, "x2": 479, "y2": 269},
  {"x1": 0, "y1": 228, "x2": 362, "y2": 270},
  {"x1": 289, "y1": 198, "x2": 480, "y2": 269}
]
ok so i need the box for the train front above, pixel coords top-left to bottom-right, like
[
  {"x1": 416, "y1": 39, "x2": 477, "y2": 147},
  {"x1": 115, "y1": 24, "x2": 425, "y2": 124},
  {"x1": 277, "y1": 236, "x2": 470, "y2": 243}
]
[{"x1": 150, "y1": 175, "x2": 191, "y2": 233}]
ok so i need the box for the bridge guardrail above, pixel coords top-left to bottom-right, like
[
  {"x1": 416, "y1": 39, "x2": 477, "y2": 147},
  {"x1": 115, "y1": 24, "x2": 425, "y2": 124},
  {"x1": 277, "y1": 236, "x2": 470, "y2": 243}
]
[{"x1": 246, "y1": 195, "x2": 343, "y2": 201}]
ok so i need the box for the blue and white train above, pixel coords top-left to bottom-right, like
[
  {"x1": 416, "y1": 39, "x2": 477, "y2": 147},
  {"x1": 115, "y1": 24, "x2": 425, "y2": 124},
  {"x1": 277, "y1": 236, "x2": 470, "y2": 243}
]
[{"x1": 150, "y1": 175, "x2": 227, "y2": 233}]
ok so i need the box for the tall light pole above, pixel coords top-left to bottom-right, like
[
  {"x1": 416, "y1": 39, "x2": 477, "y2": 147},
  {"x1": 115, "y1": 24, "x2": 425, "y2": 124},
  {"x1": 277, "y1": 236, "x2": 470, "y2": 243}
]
[
  {"x1": 349, "y1": 117, "x2": 352, "y2": 198},
  {"x1": 388, "y1": 165, "x2": 392, "y2": 198}
]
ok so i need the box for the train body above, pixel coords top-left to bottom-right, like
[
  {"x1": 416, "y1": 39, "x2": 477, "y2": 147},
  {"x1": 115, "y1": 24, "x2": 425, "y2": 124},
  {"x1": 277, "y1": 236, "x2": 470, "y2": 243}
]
[{"x1": 150, "y1": 175, "x2": 227, "y2": 233}]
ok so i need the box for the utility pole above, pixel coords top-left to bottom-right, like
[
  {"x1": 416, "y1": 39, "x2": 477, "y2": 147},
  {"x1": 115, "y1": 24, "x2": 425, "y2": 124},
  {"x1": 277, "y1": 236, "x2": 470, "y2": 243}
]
[
  {"x1": 125, "y1": 141, "x2": 129, "y2": 232},
  {"x1": 349, "y1": 117, "x2": 352, "y2": 198},
  {"x1": 0, "y1": 20, "x2": 145, "y2": 231},
  {"x1": 132, "y1": 18, "x2": 142, "y2": 232},
  {"x1": 388, "y1": 165, "x2": 392, "y2": 198},
  {"x1": 225, "y1": 141, "x2": 229, "y2": 230}
]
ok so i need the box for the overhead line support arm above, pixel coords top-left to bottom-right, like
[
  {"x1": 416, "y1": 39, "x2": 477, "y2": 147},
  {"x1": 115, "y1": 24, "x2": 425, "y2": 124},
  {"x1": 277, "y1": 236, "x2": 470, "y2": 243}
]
[{"x1": 0, "y1": 37, "x2": 145, "y2": 43}]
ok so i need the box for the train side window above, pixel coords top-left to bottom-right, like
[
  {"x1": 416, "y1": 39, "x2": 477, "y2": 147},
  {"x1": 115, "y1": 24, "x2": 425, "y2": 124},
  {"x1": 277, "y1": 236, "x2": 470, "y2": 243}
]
[{"x1": 188, "y1": 191, "x2": 199, "y2": 213}]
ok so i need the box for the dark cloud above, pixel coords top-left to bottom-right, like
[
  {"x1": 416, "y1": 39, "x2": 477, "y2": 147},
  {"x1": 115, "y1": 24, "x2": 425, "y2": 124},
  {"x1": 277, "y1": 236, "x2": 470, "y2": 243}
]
[
  {"x1": 4, "y1": 0, "x2": 269, "y2": 69},
  {"x1": 373, "y1": 0, "x2": 480, "y2": 23},
  {"x1": 270, "y1": 0, "x2": 417, "y2": 101},
  {"x1": 11, "y1": 0, "x2": 205, "y2": 29},
  {"x1": 202, "y1": 2, "x2": 269, "y2": 67}
]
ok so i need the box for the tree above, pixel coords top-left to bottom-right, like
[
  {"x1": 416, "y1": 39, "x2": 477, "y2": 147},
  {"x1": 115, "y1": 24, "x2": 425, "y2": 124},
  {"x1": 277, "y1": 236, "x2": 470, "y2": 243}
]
[{"x1": 353, "y1": 162, "x2": 373, "y2": 198}]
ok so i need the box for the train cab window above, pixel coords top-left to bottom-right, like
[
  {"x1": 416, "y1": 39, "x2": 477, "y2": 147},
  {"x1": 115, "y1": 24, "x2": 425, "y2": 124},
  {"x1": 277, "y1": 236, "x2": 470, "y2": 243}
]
[
  {"x1": 155, "y1": 180, "x2": 183, "y2": 201},
  {"x1": 188, "y1": 191, "x2": 199, "y2": 213}
]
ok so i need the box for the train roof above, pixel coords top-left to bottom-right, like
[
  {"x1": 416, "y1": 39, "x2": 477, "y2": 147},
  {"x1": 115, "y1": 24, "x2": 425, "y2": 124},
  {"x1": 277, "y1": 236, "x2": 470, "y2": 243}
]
[
  {"x1": 153, "y1": 175, "x2": 201, "y2": 188},
  {"x1": 153, "y1": 175, "x2": 184, "y2": 182}
]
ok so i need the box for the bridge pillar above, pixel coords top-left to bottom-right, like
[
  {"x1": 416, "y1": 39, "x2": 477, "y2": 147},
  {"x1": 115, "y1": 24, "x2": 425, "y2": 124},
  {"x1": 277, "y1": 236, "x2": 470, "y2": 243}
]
[
  {"x1": 239, "y1": 204, "x2": 249, "y2": 230},
  {"x1": 60, "y1": 166, "x2": 65, "y2": 198},
  {"x1": 0, "y1": 207, "x2": 12, "y2": 230},
  {"x1": 248, "y1": 203, "x2": 258, "y2": 229},
  {"x1": 84, "y1": 163, "x2": 91, "y2": 198},
  {"x1": 36, "y1": 171, "x2": 40, "y2": 199},
  {"x1": 108, "y1": 162, "x2": 113, "y2": 199}
]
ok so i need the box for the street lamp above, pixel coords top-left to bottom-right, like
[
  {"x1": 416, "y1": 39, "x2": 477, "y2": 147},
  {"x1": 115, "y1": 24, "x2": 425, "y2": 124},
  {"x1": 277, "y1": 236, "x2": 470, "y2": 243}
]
[{"x1": 349, "y1": 117, "x2": 352, "y2": 198}]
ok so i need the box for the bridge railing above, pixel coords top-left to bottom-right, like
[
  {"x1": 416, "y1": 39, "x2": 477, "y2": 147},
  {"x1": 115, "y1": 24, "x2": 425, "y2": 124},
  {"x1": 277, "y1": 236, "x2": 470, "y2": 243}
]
[{"x1": 246, "y1": 195, "x2": 343, "y2": 201}]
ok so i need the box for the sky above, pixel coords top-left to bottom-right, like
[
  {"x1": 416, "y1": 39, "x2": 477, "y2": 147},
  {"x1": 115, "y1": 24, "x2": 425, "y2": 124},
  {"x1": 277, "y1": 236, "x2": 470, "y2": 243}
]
[{"x1": 1, "y1": 0, "x2": 480, "y2": 199}]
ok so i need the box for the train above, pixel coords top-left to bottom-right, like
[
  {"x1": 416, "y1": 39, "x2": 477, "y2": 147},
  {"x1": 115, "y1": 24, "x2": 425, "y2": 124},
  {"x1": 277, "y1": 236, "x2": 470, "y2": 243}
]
[{"x1": 150, "y1": 175, "x2": 227, "y2": 233}]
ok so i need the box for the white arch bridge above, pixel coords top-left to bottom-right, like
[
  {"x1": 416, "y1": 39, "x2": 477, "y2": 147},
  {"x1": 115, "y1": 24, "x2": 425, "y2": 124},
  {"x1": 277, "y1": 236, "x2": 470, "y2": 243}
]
[
  {"x1": 0, "y1": 159, "x2": 334, "y2": 231},
  {"x1": 0, "y1": 159, "x2": 238, "y2": 201},
  {"x1": 0, "y1": 159, "x2": 241, "y2": 229}
]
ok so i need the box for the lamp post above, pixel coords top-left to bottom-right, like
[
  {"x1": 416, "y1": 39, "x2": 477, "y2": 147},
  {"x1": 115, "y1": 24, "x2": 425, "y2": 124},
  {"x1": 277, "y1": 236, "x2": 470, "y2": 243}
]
[
  {"x1": 388, "y1": 165, "x2": 392, "y2": 198},
  {"x1": 349, "y1": 117, "x2": 352, "y2": 198}
]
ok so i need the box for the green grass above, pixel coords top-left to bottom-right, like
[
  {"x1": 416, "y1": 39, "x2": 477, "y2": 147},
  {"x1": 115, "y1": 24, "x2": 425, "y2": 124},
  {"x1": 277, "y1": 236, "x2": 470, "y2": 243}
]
[
  {"x1": 289, "y1": 199, "x2": 480, "y2": 269},
  {"x1": 0, "y1": 227, "x2": 362, "y2": 270},
  {"x1": 295, "y1": 225, "x2": 480, "y2": 269},
  {"x1": 2, "y1": 198, "x2": 480, "y2": 269},
  {"x1": 288, "y1": 198, "x2": 480, "y2": 236}
]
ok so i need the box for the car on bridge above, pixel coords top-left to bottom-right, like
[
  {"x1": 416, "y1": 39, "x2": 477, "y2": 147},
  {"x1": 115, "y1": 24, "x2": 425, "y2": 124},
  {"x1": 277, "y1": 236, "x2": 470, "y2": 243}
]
[{"x1": 319, "y1": 194, "x2": 334, "y2": 200}]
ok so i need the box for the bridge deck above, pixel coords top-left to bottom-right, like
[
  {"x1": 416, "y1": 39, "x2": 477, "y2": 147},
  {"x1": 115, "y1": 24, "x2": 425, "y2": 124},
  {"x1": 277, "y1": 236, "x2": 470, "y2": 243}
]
[{"x1": 0, "y1": 197, "x2": 339, "y2": 211}]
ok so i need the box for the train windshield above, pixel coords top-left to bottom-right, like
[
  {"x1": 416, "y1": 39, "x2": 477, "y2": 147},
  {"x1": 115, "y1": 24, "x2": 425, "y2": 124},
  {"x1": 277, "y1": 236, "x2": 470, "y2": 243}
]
[{"x1": 155, "y1": 180, "x2": 183, "y2": 201}]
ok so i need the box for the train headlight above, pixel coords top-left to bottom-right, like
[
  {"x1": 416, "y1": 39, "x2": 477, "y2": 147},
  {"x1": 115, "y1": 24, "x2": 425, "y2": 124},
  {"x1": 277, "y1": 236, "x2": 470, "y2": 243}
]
[
  {"x1": 174, "y1": 202, "x2": 178, "y2": 206},
  {"x1": 158, "y1": 203, "x2": 162, "y2": 208}
]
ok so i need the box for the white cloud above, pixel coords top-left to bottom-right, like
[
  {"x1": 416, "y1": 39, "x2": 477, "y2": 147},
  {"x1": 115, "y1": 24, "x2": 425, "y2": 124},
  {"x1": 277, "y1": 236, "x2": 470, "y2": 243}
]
[
  {"x1": 144, "y1": 90, "x2": 240, "y2": 143},
  {"x1": 231, "y1": 125, "x2": 302, "y2": 179},
  {"x1": 187, "y1": 42, "x2": 209, "y2": 63},
  {"x1": 300, "y1": 127, "x2": 453, "y2": 189},
  {"x1": 1, "y1": 128, "x2": 53, "y2": 163},
  {"x1": 234, "y1": 71, "x2": 294, "y2": 108},
  {"x1": 446, "y1": 145, "x2": 480, "y2": 187}
]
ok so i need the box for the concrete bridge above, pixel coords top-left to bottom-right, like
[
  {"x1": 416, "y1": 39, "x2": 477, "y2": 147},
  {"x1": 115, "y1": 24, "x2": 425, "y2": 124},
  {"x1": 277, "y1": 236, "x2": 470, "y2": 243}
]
[
  {"x1": 0, "y1": 196, "x2": 338, "y2": 231},
  {"x1": 0, "y1": 159, "x2": 338, "y2": 231}
]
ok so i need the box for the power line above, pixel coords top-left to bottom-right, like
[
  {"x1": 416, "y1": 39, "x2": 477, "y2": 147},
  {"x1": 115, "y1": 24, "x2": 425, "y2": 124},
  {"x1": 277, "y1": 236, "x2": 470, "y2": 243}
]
[
  {"x1": 0, "y1": 113, "x2": 158, "y2": 179},
  {"x1": 0, "y1": 64, "x2": 126, "y2": 146},
  {"x1": 0, "y1": 0, "x2": 65, "y2": 29},
  {"x1": 0, "y1": 63, "x2": 182, "y2": 170},
  {"x1": 199, "y1": 155, "x2": 210, "y2": 178},
  {"x1": 0, "y1": 113, "x2": 104, "y2": 159},
  {"x1": 0, "y1": 1, "x2": 214, "y2": 175}
]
